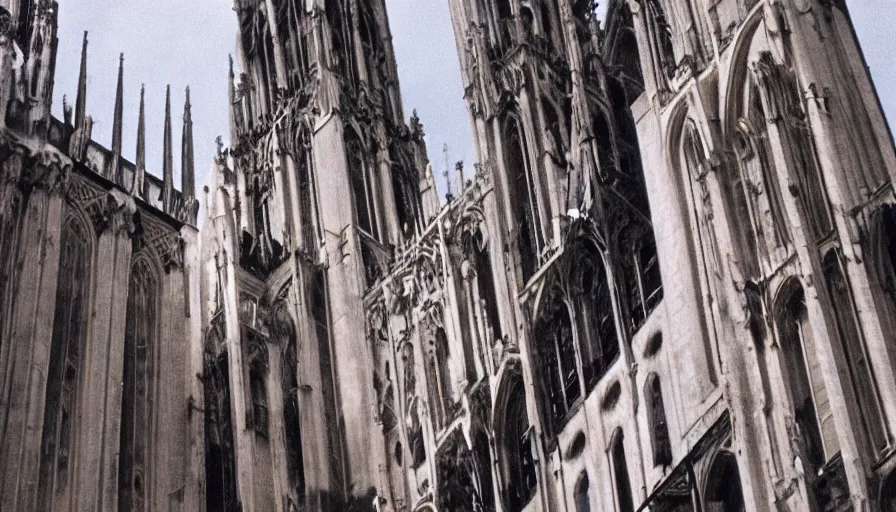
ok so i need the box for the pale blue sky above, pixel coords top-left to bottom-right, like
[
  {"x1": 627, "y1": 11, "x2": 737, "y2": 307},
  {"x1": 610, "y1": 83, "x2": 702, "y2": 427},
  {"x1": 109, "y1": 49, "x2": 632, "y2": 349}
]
[{"x1": 50, "y1": 1, "x2": 894, "y2": 200}]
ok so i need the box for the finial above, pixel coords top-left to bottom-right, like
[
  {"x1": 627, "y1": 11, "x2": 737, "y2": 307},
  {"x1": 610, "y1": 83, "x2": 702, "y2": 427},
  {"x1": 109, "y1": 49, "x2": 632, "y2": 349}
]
[
  {"x1": 162, "y1": 85, "x2": 174, "y2": 213},
  {"x1": 133, "y1": 84, "x2": 146, "y2": 198},
  {"x1": 74, "y1": 31, "x2": 88, "y2": 131},
  {"x1": 182, "y1": 86, "x2": 195, "y2": 204},
  {"x1": 110, "y1": 53, "x2": 124, "y2": 183}
]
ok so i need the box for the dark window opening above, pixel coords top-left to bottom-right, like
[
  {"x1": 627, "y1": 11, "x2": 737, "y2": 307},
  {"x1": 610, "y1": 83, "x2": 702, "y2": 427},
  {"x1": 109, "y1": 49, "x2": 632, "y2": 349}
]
[
  {"x1": 579, "y1": 246, "x2": 620, "y2": 389},
  {"x1": 645, "y1": 374, "x2": 672, "y2": 467},
  {"x1": 250, "y1": 366, "x2": 269, "y2": 438},
  {"x1": 504, "y1": 116, "x2": 544, "y2": 282},
  {"x1": 629, "y1": 233, "x2": 663, "y2": 330},
  {"x1": 38, "y1": 218, "x2": 90, "y2": 506},
  {"x1": 475, "y1": 239, "x2": 504, "y2": 344},
  {"x1": 611, "y1": 433, "x2": 634, "y2": 512},
  {"x1": 778, "y1": 287, "x2": 828, "y2": 470},
  {"x1": 503, "y1": 379, "x2": 536, "y2": 512},
  {"x1": 575, "y1": 473, "x2": 590, "y2": 512},
  {"x1": 346, "y1": 133, "x2": 379, "y2": 240},
  {"x1": 204, "y1": 352, "x2": 240, "y2": 512},
  {"x1": 823, "y1": 252, "x2": 889, "y2": 456},
  {"x1": 311, "y1": 268, "x2": 345, "y2": 492},
  {"x1": 645, "y1": 0, "x2": 675, "y2": 79},
  {"x1": 536, "y1": 293, "x2": 580, "y2": 429},
  {"x1": 281, "y1": 334, "x2": 306, "y2": 499},
  {"x1": 119, "y1": 260, "x2": 158, "y2": 512},
  {"x1": 704, "y1": 452, "x2": 746, "y2": 512}
]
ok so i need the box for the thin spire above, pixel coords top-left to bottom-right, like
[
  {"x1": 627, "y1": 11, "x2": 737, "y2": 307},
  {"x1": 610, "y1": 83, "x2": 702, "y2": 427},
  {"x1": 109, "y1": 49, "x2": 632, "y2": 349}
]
[
  {"x1": 132, "y1": 84, "x2": 146, "y2": 197},
  {"x1": 110, "y1": 53, "x2": 124, "y2": 182},
  {"x1": 162, "y1": 85, "x2": 174, "y2": 213},
  {"x1": 181, "y1": 86, "x2": 195, "y2": 202},
  {"x1": 74, "y1": 31, "x2": 88, "y2": 130}
]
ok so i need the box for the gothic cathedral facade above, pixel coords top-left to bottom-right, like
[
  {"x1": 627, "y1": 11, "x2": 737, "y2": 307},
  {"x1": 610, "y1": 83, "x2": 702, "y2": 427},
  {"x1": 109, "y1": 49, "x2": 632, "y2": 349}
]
[{"x1": 0, "y1": 0, "x2": 895, "y2": 511}]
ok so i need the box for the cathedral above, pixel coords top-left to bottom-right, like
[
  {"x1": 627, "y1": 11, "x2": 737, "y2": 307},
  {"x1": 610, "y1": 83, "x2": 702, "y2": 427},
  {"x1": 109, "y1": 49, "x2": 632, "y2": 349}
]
[{"x1": 0, "y1": 0, "x2": 895, "y2": 510}]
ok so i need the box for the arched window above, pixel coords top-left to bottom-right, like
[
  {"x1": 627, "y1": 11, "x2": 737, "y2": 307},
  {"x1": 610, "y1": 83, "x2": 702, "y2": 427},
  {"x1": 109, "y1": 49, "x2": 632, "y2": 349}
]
[
  {"x1": 536, "y1": 290, "x2": 580, "y2": 428},
  {"x1": 574, "y1": 473, "x2": 591, "y2": 512},
  {"x1": 704, "y1": 451, "x2": 745, "y2": 512},
  {"x1": 203, "y1": 343, "x2": 239, "y2": 512},
  {"x1": 578, "y1": 244, "x2": 620, "y2": 388},
  {"x1": 823, "y1": 252, "x2": 888, "y2": 455},
  {"x1": 627, "y1": 233, "x2": 663, "y2": 330},
  {"x1": 427, "y1": 326, "x2": 452, "y2": 429},
  {"x1": 118, "y1": 258, "x2": 159, "y2": 511},
  {"x1": 777, "y1": 285, "x2": 830, "y2": 468},
  {"x1": 503, "y1": 115, "x2": 544, "y2": 282},
  {"x1": 473, "y1": 429, "x2": 496, "y2": 511},
  {"x1": 645, "y1": 373, "x2": 672, "y2": 467},
  {"x1": 645, "y1": 0, "x2": 674, "y2": 80},
  {"x1": 502, "y1": 376, "x2": 536, "y2": 512},
  {"x1": 346, "y1": 130, "x2": 380, "y2": 240},
  {"x1": 279, "y1": 313, "x2": 306, "y2": 499},
  {"x1": 37, "y1": 216, "x2": 91, "y2": 505},
  {"x1": 610, "y1": 431, "x2": 634, "y2": 512},
  {"x1": 296, "y1": 130, "x2": 321, "y2": 251}
]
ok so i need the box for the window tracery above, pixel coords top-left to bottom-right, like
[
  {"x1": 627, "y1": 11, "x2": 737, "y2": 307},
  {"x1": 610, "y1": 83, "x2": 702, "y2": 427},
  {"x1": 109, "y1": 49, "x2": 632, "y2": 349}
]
[
  {"x1": 204, "y1": 343, "x2": 239, "y2": 512},
  {"x1": 280, "y1": 323, "x2": 306, "y2": 500},
  {"x1": 501, "y1": 376, "x2": 536, "y2": 512},
  {"x1": 536, "y1": 287, "x2": 580, "y2": 428},
  {"x1": 575, "y1": 243, "x2": 619, "y2": 389},
  {"x1": 118, "y1": 257, "x2": 159, "y2": 512},
  {"x1": 822, "y1": 251, "x2": 889, "y2": 457},
  {"x1": 346, "y1": 130, "x2": 380, "y2": 240},
  {"x1": 704, "y1": 451, "x2": 745, "y2": 512},
  {"x1": 503, "y1": 114, "x2": 544, "y2": 282},
  {"x1": 37, "y1": 216, "x2": 91, "y2": 506}
]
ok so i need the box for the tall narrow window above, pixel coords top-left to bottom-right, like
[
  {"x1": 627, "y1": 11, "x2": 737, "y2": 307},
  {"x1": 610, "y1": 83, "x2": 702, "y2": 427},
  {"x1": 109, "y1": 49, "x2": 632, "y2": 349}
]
[
  {"x1": 610, "y1": 432, "x2": 634, "y2": 512},
  {"x1": 475, "y1": 240, "x2": 503, "y2": 344},
  {"x1": 536, "y1": 292, "x2": 580, "y2": 428},
  {"x1": 0, "y1": 198, "x2": 20, "y2": 355},
  {"x1": 578, "y1": 246, "x2": 620, "y2": 388},
  {"x1": 427, "y1": 327, "x2": 452, "y2": 429},
  {"x1": 777, "y1": 286, "x2": 831, "y2": 468},
  {"x1": 346, "y1": 132, "x2": 379, "y2": 240},
  {"x1": 37, "y1": 217, "x2": 91, "y2": 506},
  {"x1": 204, "y1": 349, "x2": 239, "y2": 512},
  {"x1": 281, "y1": 326, "x2": 306, "y2": 499},
  {"x1": 504, "y1": 116, "x2": 544, "y2": 282},
  {"x1": 296, "y1": 133, "x2": 321, "y2": 251},
  {"x1": 503, "y1": 377, "x2": 536, "y2": 512},
  {"x1": 119, "y1": 259, "x2": 158, "y2": 511},
  {"x1": 823, "y1": 252, "x2": 888, "y2": 456},
  {"x1": 575, "y1": 473, "x2": 591, "y2": 512},
  {"x1": 645, "y1": 374, "x2": 672, "y2": 467},
  {"x1": 311, "y1": 268, "x2": 345, "y2": 491}
]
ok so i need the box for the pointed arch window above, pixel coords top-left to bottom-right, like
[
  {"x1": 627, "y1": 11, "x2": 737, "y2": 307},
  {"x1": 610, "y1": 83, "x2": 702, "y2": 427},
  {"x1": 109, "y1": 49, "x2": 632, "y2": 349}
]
[
  {"x1": 503, "y1": 115, "x2": 545, "y2": 282},
  {"x1": 427, "y1": 326, "x2": 453, "y2": 429},
  {"x1": 37, "y1": 216, "x2": 92, "y2": 504},
  {"x1": 536, "y1": 291, "x2": 580, "y2": 428},
  {"x1": 777, "y1": 285, "x2": 834, "y2": 471},
  {"x1": 577, "y1": 244, "x2": 620, "y2": 389},
  {"x1": 118, "y1": 258, "x2": 159, "y2": 511},
  {"x1": 645, "y1": 373, "x2": 672, "y2": 467},
  {"x1": 502, "y1": 376, "x2": 536, "y2": 512},
  {"x1": 575, "y1": 473, "x2": 591, "y2": 512},
  {"x1": 822, "y1": 252, "x2": 889, "y2": 456},
  {"x1": 610, "y1": 431, "x2": 634, "y2": 512},
  {"x1": 704, "y1": 451, "x2": 746, "y2": 512},
  {"x1": 346, "y1": 131, "x2": 380, "y2": 241},
  {"x1": 296, "y1": 130, "x2": 321, "y2": 251},
  {"x1": 280, "y1": 322, "x2": 306, "y2": 498}
]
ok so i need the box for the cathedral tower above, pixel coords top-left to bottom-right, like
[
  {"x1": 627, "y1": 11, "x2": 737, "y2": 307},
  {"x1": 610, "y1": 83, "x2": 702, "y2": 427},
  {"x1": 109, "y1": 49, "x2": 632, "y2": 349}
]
[{"x1": 201, "y1": 0, "x2": 438, "y2": 509}]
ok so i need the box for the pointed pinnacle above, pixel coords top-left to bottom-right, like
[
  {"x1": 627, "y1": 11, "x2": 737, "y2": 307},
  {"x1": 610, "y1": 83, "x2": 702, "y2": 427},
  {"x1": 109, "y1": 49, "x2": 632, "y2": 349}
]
[{"x1": 74, "y1": 31, "x2": 88, "y2": 130}]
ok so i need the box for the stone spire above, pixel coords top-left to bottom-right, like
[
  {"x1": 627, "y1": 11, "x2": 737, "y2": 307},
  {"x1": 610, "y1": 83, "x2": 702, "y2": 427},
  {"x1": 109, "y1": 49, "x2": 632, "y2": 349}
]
[
  {"x1": 228, "y1": 54, "x2": 238, "y2": 137},
  {"x1": 162, "y1": 85, "x2": 174, "y2": 213},
  {"x1": 73, "y1": 31, "x2": 88, "y2": 131},
  {"x1": 181, "y1": 86, "x2": 195, "y2": 203},
  {"x1": 132, "y1": 84, "x2": 146, "y2": 198},
  {"x1": 110, "y1": 53, "x2": 124, "y2": 183}
]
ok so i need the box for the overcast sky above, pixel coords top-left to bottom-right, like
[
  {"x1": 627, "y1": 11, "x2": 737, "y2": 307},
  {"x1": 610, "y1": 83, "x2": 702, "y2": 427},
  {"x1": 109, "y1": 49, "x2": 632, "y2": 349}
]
[{"x1": 51, "y1": 0, "x2": 894, "y2": 203}]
